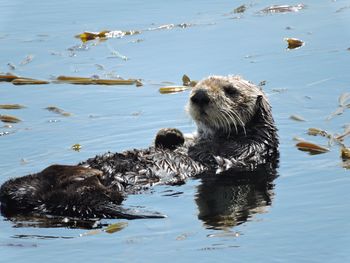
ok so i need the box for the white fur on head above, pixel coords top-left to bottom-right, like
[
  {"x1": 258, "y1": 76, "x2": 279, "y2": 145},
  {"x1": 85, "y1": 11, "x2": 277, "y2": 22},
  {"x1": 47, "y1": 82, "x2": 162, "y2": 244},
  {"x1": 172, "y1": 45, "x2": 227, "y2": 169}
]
[{"x1": 186, "y1": 75, "x2": 265, "y2": 139}]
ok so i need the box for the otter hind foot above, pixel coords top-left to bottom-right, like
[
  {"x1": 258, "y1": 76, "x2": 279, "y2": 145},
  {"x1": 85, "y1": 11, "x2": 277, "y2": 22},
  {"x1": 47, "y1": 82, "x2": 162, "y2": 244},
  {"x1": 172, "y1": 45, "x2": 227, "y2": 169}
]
[
  {"x1": 100, "y1": 204, "x2": 166, "y2": 219},
  {"x1": 0, "y1": 164, "x2": 166, "y2": 221}
]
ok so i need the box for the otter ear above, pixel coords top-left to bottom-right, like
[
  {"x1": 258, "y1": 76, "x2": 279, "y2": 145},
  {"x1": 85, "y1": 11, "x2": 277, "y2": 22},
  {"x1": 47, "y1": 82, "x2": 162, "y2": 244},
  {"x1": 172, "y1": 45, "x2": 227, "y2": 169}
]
[{"x1": 255, "y1": 95, "x2": 271, "y2": 117}]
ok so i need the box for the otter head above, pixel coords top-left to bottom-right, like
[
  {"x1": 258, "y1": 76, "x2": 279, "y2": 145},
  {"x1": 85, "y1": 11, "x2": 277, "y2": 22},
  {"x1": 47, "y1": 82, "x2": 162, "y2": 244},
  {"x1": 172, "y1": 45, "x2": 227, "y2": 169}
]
[{"x1": 187, "y1": 75, "x2": 269, "y2": 139}]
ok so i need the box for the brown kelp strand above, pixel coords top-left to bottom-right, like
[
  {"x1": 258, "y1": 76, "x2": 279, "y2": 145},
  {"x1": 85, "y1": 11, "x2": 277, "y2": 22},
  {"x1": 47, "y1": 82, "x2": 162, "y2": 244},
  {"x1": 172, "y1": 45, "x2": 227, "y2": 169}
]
[
  {"x1": 0, "y1": 104, "x2": 26, "y2": 110},
  {"x1": 45, "y1": 106, "x2": 71, "y2": 117},
  {"x1": 296, "y1": 141, "x2": 330, "y2": 154},
  {"x1": 0, "y1": 115, "x2": 21, "y2": 123},
  {"x1": 0, "y1": 74, "x2": 18, "y2": 82},
  {"x1": 290, "y1": 114, "x2": 306, "y2": 122},
  {"x1": 341, "y1": 147, "x2": 350, "y2": 159},
  {"x1": 79, "y1": 222, "x2": 128, "y2": 237},
  {"x1": 160, "y1": 74, "x2": 196, "y2": 94},
  {"x1": 76, "y1": 30, "x2": 141, "y2": 43},
  {"x1": 182, "y1": 74, "x2": 197, "y2": 87},
  {"x1": 307, "y1": 128, "x2": 332, "y2": 138},
  {"x1": 159, "y1": 86, "x2": 190, "y2": 94},
  {"x1": 0, "y1": 74, "x2": 48, "y2": 85},
  {"x1": 56, "y1": 76, "x2": 142, "y2": 86},
  {"x1": 12, "y1": 78, "x2": 50, "y2": 85},
  {"x1": 285, "y1": 38, "x2": 304, "y2": 49},
  {"x1": 71, "y1": 144, "x2": 82, "y2": 152}
]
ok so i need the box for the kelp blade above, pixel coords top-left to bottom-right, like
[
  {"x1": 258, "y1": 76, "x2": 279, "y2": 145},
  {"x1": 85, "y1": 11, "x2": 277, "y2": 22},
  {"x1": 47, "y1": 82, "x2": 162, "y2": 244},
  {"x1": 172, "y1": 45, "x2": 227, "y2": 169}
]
[
  {"x1": 56, "y1": 76, "x2": 94, "y2": 84},
  {"x1": 104, "y1": 222, "x2": 128, "y2": 234},
  {"x1": 159, "y1": 86, "x2": 190, "y2": 94},
  {"x1": 0, "y1": 114, "x2": 21, "y2": 123},
  {"x1": 0, "y1": 74, "x2": 18, "y2": 82},
  {"x1": 76, "y1": 31, "x2": 110, "y2": 42},
  {"x1": 285, "y1": 38, "x2": 304, "y2": 49},
  {"x1": 56, "y1": 76, "x2": 140, "y2": 85},
  {"x1": 12, "y1": 78, "x2": 49, "y2": 85},
  {"x1": 95, "y1": 79, "x2": 137, "y2": 85},
  {"x1": 45, "y1": 106, "x2": 71, "y2": 117},
  {"x1": 296, "y1": 141, "x2": 329, "y2": 154},
  {"x1": 0, "y1": 104, "x2": 26, "y2": 110},
  {"x1": 341, "y1": 147, "x2": 350, "y2": 159}
]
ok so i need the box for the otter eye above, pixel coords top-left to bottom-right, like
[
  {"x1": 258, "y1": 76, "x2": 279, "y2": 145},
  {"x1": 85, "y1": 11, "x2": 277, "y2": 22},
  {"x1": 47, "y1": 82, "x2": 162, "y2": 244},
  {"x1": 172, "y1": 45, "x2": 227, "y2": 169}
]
[{"x1": 223, "y1": 85, "x2": 238, "y2": 97}]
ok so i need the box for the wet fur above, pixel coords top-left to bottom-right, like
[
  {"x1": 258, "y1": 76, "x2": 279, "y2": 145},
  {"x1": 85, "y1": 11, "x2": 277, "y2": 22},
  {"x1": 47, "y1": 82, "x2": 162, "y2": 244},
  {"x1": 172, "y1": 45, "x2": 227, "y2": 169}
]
[{"x1": 0, "y1": 75, "x2": 279, "y2": 221}]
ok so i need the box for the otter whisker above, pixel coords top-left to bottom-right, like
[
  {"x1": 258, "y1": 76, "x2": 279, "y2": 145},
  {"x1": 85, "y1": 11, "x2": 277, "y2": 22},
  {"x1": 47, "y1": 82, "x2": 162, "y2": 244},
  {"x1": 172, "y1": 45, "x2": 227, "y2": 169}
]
[
  {"x1": 223, "y1": 106, "x2": 236, "y2": 134},
  {"x1": 220, "y1": 110, "x2": 234, "y2": 135},
  {"x1": 221, "y1": 109, "x2": 238, "y2": 135},
  {"x1": 216, "y1": 108, "x2": 229, "y2": 134},
  {"x1": 230, "y1": 109, "x2": 246, "y2": 136}
]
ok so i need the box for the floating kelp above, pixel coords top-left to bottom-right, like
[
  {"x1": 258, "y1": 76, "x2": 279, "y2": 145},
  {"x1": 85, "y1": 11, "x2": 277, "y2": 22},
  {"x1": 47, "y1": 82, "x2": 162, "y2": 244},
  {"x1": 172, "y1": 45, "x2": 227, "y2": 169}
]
[
  {"x1": 0, "y1": 104, "x2": 26, "y2": 109},
  {"x1": 327, "y1": 92, "x2": 350, "y2": 120},
  {"x1": 336, "y1": 128, "x2": 350, "y2": 141},
  {"x1": 285, "y1": 38, "x2": 304, "y2": 49},
  {"x1": 159, "y1": 86, "x2": 190, "y2": 94},
  {"x1": 56, "y1": 76, "x2": 142, "y2": 86},
  {"x1": 260, "y1": 4, "x2": 305, "y2": 14},
  {"x1": 307, "y1": 127, "x2": 343, "y2": 147},
  {"x1": 182, "y1": 74, "x2": 197, "y2": 87},
  {"x1": 290, "y1": 114, "x2": 306, "y2": 122},
  {"x1": 45, "y1": 106, "x2": 71, "y2": 117},
  {"x1": 160, "y1": 74, "x2": 196, "y2": 94},
  {"x1": 75, "y1": 30, "x2": 110, "y2": 42},
  {"x1": 71, "y1": 144, "x2": 82, "y2": 152},
  {"x1": 1, "y1": 74, "x2": 49, "y2": 85},
  {"x1": 79, "y1": 222, "x2": 128, "y2": 237},
  {"x1": 0, "y1": 114, "x2": 21, "y2": 123},
  {"x1": 307, "y1": 128, "x2": 331, "y2": 138},
  {"x1": 104, "y1": 222, "x2": 128, "y2": 234},
  {"x1": 76, "y1": 30, "x2": 141, "y2": 43},
  {"x1": 0, "y1": 73, "x2": 18, "y2": 82},
  {"x1": 12, "y1": 78, "x2": 49, "y2": 85},
  {"x1": 296, "y1": 141, "x2": 329, "y2": 154},
  {"x1": 341, "y1": 147, "x2": 350, "y2": 159}
]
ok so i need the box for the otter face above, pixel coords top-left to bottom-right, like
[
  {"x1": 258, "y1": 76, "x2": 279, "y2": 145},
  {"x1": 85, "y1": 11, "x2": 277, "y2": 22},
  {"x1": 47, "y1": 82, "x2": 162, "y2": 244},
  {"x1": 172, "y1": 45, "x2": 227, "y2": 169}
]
[{"x1": 187, "y1": 75, "x2": 265, "y2": 137}]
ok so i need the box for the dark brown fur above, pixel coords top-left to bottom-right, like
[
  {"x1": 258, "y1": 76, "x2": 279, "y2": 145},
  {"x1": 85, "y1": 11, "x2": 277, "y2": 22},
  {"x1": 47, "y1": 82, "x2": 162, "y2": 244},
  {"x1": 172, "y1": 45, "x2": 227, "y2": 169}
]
[{"x1": 0, "y1": 75, "x2": 279, "y2": 221}]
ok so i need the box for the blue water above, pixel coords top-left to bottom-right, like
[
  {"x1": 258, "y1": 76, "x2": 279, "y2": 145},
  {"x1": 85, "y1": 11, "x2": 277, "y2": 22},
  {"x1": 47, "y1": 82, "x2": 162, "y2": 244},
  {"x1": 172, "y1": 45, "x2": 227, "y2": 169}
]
[{"x1": 1, "y1": 1, "x2": 350, "y2": 262}]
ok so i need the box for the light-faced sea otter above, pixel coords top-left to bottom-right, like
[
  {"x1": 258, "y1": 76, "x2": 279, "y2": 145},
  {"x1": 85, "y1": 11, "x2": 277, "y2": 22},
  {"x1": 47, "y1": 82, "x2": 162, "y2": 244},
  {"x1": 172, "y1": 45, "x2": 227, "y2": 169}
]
[{"x1": 0, "y1": 75, "x2": 279, "y2": 221}]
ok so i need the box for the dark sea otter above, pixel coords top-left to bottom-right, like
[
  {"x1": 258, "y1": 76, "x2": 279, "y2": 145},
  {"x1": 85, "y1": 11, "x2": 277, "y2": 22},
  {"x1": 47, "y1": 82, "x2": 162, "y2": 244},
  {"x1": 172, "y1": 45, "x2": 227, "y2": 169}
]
[{"x1": 0, "y1": 75, "x2": 278, "y2": 222}]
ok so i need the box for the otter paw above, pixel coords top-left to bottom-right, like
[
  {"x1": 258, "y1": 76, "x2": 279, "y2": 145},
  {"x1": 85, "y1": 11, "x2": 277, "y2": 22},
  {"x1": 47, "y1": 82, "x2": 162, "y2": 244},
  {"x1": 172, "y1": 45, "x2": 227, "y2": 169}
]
[{"x1": 155, "y1": 128, "x2": 185, "y2": 150}]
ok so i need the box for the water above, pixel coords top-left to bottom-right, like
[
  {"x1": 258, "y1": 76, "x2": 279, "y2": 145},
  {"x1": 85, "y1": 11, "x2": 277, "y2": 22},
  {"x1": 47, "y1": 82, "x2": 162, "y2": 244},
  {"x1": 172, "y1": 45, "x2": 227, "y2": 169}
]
[{"x1": 1, "y1": 0, "x2": 350, "y2": 262}]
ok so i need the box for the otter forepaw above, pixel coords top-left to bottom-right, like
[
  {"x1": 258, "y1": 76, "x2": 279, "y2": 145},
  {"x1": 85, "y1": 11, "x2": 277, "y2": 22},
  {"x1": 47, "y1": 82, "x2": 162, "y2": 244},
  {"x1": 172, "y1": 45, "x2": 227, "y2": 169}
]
[{"x1": 154, "y1": 128, "x2": 185, "y2": 150}]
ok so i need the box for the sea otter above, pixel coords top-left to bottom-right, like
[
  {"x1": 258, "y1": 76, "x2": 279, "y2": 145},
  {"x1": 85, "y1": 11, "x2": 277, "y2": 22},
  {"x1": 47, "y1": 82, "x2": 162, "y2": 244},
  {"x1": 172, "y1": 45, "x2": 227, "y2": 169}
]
[{"x1": 0, "y1": 75, "x2": 278, "y2": 221}]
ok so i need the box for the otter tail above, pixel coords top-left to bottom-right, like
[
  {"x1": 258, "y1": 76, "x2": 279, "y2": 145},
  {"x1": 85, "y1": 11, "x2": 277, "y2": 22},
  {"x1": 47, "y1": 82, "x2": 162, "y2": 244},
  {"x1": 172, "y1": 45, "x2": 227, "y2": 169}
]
[{"x1": 97, "y1": 203, "x2": 166, "y2": 219}]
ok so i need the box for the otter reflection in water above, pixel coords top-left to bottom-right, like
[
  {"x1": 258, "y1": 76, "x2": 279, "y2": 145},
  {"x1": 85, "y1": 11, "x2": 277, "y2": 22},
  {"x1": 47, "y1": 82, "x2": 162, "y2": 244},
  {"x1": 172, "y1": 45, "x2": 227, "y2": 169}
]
[
  {"x1": 0, "y1": 75, "x2": 278, "y2": 223},
  {"x1": 196, "y1": 161, "x2": 278, "y2": 229}
]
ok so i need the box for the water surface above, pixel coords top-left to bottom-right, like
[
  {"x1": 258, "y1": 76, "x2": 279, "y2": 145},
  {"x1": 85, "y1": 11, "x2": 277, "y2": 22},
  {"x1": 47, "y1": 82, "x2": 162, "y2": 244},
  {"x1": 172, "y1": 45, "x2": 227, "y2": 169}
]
[{"x1": 1, "y1": 1, "x2": 350, "y2": 262}]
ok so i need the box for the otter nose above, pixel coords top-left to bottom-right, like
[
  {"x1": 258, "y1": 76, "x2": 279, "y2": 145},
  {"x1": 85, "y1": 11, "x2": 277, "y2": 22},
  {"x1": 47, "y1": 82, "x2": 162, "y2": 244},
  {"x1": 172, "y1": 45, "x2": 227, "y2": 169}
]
[{"x1": 191, "y1": 89, "x2": 210, "y2": 106}]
